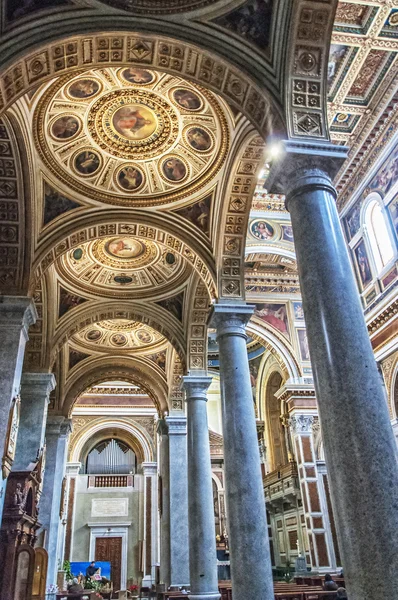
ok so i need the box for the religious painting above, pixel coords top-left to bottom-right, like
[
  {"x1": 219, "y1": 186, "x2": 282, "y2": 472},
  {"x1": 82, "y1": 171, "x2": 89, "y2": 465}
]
[
  {"x1": 121, "y1": 67, "x2": 154, "y2": 85},
  {"x1": 213, "y1": 0, "x2": 272, "y2": 52},
  {"x1": 112, "y1": 105, "x2": 157, "y2": 140},
  {"x1": 67, "y1": 79, "x2": 100, "y2": 99},
  {"x1": 69, "y1": 349, "x2": 90, "y2": 369},
  {"x1": 111, "y1": 333, "x2": 127, "y2": 346},
  {"x1": 116, "y1": 165, "x2": 144, "y2": 191},
  {"x1": 43, "y1": 183, "x2": 80, "y2": 226},
  {"x1": 86, "y1": 329, "x2": 102, "y2": 342},
  {"x1": 281, "y1": 224, "x2": 294, "y2": 242},
  {"x1": 74, "y1": 151, "x2": 101, "y2": 176},
  {"x1": 345, "y1": 201, "x2": 361, "y2": 240},
  {"x1": 254, "y1": 303, "x2": 290, "y2": 338},
  {"x1": 369, "y1": 143, "x2": 398, "y2": 196},
  {"x1": 156, "y1": 292, "x2": 184, "y2": 322},
  {"x1": 105, "y1": 237, "x2": 143, "y2": 259},
  {"x1": 175, "y1": 195, "x2": 211, "y2": 235},
  {"x1": 137, "y1": 330, "x2": 152, "y2": 344},
  {"x1": 250, "y1": 220, "x2": 275, "y2": 241},
  {"x1": 327, "y1": 44, "x2": 348, "y2": 86},
  {"x1": 297, "y1": 329, "x2": 310, "y2": 362},
  {"x1": 186, "y1": 127, "x2": 212, "y2": 152},
  {"x1": 173, "y1": 89, "x2": 202, "y2": 111},
  {"x1": 292, "y1": 302, "x2": 304, "y2": 321},
  {"x1": 382, "y1": 265, "x2": 397, "y2": 289},
  {"x1": 354, "y1": 240, "x2": 372, "y2": 289},
  {"x1": 388, "y1": 195, "x2": 398, "y2": 240},
  {"x1": 59, "y1": 287, "x2": 87, "y2": 317},
  {"x1": 249, "y1": 354, "x2": 263, "y2": 403},
  {"x1": 51, "y1": 116, "x2": 81, "y2": 140},
  {"x1": 162, "y1": 157, "x2": 187, "y2": 182},
  {"x1": 148, "y1": 351, "x2": 166, "y2": 371}
]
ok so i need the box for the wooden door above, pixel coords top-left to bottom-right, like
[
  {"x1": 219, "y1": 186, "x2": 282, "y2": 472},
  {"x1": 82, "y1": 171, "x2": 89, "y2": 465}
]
[{"x1": 95, "y1": 536, "x2": 122, "y2": 593}]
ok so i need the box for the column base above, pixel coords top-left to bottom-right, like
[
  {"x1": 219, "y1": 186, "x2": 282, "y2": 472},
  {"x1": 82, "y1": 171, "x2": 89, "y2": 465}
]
[{"x1": 188, "y1": 593, "x2": 220, "y2": 600}]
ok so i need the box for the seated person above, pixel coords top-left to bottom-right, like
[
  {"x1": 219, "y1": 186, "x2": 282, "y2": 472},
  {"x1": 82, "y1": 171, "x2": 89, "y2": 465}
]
[
  {"x1": 68, "y1": 578, "x2": 84, "y2": 593},
  {"x1": 86, "y1": 561, "x2": 98, "y2": 579},
  {"x1": 337, "y1": 587, "x2": 348, "y2": 599},
  {"x1": 323, "y1": 573, "x2": 338, "y2": 591}
]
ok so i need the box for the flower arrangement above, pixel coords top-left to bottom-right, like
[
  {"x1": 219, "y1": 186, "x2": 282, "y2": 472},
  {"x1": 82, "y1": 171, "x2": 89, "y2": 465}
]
[
  {"x1": 129, "y1": 583, "x2": 139, "y2": 595},
  {"x1": 46, "y1": 584, "x2": 59, "y2": 593}
]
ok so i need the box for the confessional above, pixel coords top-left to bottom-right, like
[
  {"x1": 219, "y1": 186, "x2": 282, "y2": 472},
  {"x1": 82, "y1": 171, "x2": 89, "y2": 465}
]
[{"x1": 0, "y1": 457, "x2": 47, "y2": 600}]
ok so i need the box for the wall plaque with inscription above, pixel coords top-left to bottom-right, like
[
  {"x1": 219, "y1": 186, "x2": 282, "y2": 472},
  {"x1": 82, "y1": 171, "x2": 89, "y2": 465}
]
[{"x1": 91, "y1": 498, "x2": 128, "y2": 517}]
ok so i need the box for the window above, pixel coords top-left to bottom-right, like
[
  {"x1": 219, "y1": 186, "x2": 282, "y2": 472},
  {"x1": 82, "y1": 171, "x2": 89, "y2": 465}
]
[
  {"x1": 365, "y1": 200, "x2": 394, "y2": 273},
  {"x1": 86, "y1": 438, "x2": 136, "y2": 475}
]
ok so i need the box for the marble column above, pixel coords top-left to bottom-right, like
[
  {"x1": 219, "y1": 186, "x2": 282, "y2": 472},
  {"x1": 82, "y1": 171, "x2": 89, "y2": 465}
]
[
  {"x1": 166, "y1": 415, "x2": 190, "y2": 588},
  {"x1": 182, "y1": 375, "x2": 220, "y2": 600},
  {"x1": 157, "y1": 420, "x2": 171, "y2": 587},
  {"x1": 0, "y1": 297, "x2": 37, "y2": 522},
  {"x1": 142, "y1": 462, "x2": 158, "y2": 586},
  {"x1": 12, "y1": 373, "x2": 56, "y2": 470},
  {"x1": 209, "y1": 305, "x2": 274, "y2": 600},
  {"x1": 39, "y1": 416, "x2": 72, "y2": 588},
  {"x1": 267, "y1": 140, "x2": 398, "y2": 600}
]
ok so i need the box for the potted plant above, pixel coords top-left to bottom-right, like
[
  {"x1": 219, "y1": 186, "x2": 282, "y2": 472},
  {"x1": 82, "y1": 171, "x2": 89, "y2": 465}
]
[{"x1": 129, "y1": 583, "x2": 139, "y2": 598}]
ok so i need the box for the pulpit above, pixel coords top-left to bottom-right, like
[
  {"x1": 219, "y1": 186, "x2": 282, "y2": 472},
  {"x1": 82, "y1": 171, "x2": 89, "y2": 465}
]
[{"x1": 0, "y1": 458, "x2": 44, "y2": 600}]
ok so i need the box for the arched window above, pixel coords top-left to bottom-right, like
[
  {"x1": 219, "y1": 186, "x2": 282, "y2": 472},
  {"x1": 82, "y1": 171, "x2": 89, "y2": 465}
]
[
  {"x1": 365, "y1": 200, "x2": 394, "y2": 273},
  {"x1": 86, "y1": 438, "x2": 136, "y2": 474}
]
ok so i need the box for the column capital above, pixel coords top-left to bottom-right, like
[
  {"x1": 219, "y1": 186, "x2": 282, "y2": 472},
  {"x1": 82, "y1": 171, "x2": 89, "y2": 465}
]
[
  {"x1": 46, "y1": 416, "x2": 72, "y2": 437},
  {"x1": 65, "y1": 462, "x2": 81, "y2": 476},
  {"x1": 157, "y1": 418, "x2": 169, "y2": 436},
  {"x1": 289, "y1": 414, "x2": 319, "y2": 434},
  {"x1": 208, "y1": 303, "x2": 254, "y2": 339},
  {"x1": 142, "y1": 461, "x2": 157, "y2": 476},
  {"x1": 21, "y1": 372, "x2": 56, "y2": 401},
  {"x1": 265, "y1": 140, "x2": 348, "y2": 204},
  {"x1": 165, "y1": 415, "x2": 187, "y2": 435},
  {"x1": 181, "y1": 375, "x2": 212, "y2": 401},
  {"x1": 0, "y1": 296, "x2": 37, "y2": 337}
]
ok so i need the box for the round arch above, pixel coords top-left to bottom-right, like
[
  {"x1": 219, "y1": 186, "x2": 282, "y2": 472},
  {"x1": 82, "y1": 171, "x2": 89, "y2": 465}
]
[
  {"x1": 247, "y1": 318, "x2": 301, "y2": 379},
  {"x1": 52, "y1": 299, "x2": 186, "y2": 366},
  {"x1": 63, "y1": 355, "x2": 169, "y2": 416},
  {"x1": 390, "y1": 360, "x2": 398, "y2": 421},
  {"x1": 68, "y1": 418, "x2": 154, "y2": 464},
  {"x1": 32, "y1": 210, "x2": 217, "y2": 299},
  {"x1": 245, "y1": 246, "x2": 297, "y2": 263},
  {"x1": 0, "y1": 30, "x2": 284, "y2": 138}
]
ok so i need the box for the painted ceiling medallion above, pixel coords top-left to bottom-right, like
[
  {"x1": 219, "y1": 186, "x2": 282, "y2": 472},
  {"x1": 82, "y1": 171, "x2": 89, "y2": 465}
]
[
  {"x1": 57, "y1": 235, "x2": 188, "y2": 298},
  {"x1": 88, "y1": 89, "x2": 178, "y2": 159},
  {"x1": 93, "y1": 236, "x2": 158, "y2": 269},
  {"x1": 34, "y1": 67, "x2": 228, "y2": 207},
  {"x1": 72, "y1": 318, "x2": 166, "y2": 353}
]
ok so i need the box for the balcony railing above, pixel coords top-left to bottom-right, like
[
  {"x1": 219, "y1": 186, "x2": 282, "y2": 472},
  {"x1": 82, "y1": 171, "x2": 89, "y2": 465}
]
[{"x1": 87, "y1": 474, "x2": 134, "y2": 488}]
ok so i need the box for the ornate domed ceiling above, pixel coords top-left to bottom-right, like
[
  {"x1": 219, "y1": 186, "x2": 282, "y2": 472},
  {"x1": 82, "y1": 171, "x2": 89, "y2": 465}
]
[
  {"x1": 34, "y1": 67, "x2": 229, "y2": 206},
  {"x1": 71, "y1": 319, "x2": 166, "y2": 353},
  {"x1": 56, "y1": 235, "x2": 188, "y2": 298}
]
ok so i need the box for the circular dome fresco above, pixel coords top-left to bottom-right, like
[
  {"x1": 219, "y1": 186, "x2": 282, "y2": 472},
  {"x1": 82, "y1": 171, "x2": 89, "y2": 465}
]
[
  {"x1": 72, "y1": 319, "x2": 166, "y2": 353},
  {"x1": 34, "y1": 67, "x2": 229, "y2": 206},
  {"x1": 56, "y1": 235, "x2": 188, "y2": 298}
]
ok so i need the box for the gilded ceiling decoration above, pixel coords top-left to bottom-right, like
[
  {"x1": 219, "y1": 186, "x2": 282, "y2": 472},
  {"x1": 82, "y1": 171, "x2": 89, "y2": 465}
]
[
  {"x1": 327, "y1": 0, "x2": 398, "y2": 147},
  {"x1": 34, "y1": 67, "x2": 229, "y2": 207},
  {"x1": 71, "y1": 318, "x2": 165, "y2": 353},
  {"x1": 56, "y1": 235, "x2": 188, "y2": 298},
  {"x1": 94, "y1": 0, "x2": 219, "y2": 14}
]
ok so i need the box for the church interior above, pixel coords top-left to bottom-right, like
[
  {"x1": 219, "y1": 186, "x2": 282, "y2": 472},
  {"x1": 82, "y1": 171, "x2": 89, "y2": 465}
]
[{"x1": 0, "y1": 0, "x2": 397, "y2": 599}]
